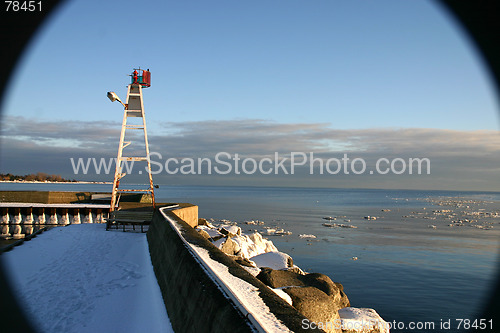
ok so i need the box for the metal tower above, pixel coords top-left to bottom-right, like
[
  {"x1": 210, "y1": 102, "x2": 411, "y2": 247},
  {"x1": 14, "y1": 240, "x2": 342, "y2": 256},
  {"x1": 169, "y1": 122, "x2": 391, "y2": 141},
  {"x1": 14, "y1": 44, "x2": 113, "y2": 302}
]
[{"x1": 107, "y1": 68, "x2": 155, "y2": 211}]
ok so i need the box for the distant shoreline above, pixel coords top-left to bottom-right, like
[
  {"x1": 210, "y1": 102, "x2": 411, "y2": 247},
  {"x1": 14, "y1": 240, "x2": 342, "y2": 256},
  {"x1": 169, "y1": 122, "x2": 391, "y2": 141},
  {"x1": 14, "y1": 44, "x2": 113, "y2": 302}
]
[{"x1": 0, "y1": 180, "x2": 112, "y2": 185}]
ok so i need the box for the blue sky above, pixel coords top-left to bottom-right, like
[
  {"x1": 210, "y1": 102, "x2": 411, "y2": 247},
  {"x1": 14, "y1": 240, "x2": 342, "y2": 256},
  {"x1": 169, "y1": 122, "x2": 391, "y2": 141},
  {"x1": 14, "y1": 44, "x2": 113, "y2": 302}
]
[{"x1": 1, "y1": 0, "x2": 499, "y2": 190}]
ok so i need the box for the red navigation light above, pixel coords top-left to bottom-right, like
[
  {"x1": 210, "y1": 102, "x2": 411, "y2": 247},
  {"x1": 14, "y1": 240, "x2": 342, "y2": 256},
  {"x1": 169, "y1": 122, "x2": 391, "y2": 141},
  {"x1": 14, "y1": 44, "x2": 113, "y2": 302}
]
[{"x1": 130, "y1": 68, "x2": 151, "y2": 88}]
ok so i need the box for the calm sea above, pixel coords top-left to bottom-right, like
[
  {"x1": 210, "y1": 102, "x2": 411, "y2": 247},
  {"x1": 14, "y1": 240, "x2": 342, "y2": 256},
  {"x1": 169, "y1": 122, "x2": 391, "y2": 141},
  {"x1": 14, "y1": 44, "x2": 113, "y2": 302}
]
[{"x1": 2, "y1": 183, "x2": 499, "y2": 332}]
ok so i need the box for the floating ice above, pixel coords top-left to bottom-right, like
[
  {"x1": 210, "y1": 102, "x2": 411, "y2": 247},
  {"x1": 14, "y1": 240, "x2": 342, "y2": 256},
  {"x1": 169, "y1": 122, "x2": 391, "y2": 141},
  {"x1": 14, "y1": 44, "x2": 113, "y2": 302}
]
[{"x1": 299, "y1": 234, "x2": 316, "y2": 239}]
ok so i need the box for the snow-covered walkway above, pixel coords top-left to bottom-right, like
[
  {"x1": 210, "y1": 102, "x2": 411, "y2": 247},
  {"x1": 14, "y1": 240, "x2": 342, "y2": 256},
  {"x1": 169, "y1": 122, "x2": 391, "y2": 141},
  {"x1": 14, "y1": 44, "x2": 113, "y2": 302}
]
[{"x1": 1, "y1": 224, "x2": 173, "y2": 333}]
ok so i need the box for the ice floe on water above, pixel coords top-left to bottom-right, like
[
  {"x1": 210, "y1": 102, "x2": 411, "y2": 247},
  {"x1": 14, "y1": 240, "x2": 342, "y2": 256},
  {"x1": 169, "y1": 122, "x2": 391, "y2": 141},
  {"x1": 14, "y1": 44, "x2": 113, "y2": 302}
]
[
  {"x1": 299, "y1": 234, "x2": 317, "y2": 239},
  {"x1": 409, "y1": 197, "x2": 500, "y2": 230},
  {"x1": 322, "y1": 223, "x2": 357, "y2": 229}
]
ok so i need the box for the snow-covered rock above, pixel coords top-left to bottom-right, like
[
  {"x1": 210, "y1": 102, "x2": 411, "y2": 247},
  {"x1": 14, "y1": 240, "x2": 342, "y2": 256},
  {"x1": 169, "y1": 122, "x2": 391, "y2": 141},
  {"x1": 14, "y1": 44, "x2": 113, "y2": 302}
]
[
  {"x1": 250, "y1": 251, "x2": 293, "y2": 270},
  {"x1": 196, "y1": 225, "x2": 224, "y2": 239},
  {"x1": 338, "y1": 307, "x2": 390, "y2": 333},
  {"x1": 219, "y1": 225, "x2": 241, "y2": 236},
  {"x1": 219, "y1": 236, "x2": 241, "y2": 256},
  {"x1": 231, "y1": 232, "x2": 278, "y2": 259}
]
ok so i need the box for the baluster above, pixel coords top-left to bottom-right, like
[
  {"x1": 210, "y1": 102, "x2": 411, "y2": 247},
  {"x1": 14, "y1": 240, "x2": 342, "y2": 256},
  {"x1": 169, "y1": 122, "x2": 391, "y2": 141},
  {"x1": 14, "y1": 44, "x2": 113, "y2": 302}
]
[
  {"x1": 12, "y1": 207, "x2": 24, "y2": 239},
  {"x1": 23, "y1": 207, "x2": 34, "y2": 235},
  {"x1": 59, "y1": 208, "x2": 69, "y2": 225},
  {"x1": 1, "y1": 208, "x2": 10, "y2": 239},
  {"x1": 49, "y1": 208, "x2": 58, "y2": 225},
  {"x1": 72, "y1": 208, "x2": 81, "y2": 224}
]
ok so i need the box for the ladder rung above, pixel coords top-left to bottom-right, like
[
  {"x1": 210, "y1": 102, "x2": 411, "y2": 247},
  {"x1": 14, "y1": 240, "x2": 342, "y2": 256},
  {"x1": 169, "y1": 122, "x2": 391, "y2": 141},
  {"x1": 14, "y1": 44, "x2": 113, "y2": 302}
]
[
  {"x1": 126, "y1": 111, "x2": 143, "y2": 117},
  {"x1": 117, "y1": 189, "x2": 153, "y2": 192},
  {"x1": 120, "y1": 157, "x2": 148, "y2": 161}
]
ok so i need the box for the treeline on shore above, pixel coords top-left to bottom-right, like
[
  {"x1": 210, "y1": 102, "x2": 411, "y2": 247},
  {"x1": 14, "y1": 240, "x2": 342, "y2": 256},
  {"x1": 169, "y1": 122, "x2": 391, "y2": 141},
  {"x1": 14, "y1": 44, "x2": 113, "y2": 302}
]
[{"x1": 0, "y1": 172, "x2": 77, "y2": 182}]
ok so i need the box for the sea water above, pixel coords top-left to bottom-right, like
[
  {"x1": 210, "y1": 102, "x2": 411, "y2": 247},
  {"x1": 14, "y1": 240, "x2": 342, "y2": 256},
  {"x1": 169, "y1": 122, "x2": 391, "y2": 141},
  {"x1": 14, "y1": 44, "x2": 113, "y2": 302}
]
[{"x1": 2, "y1": 183, "x2": 499, "y2": 332}]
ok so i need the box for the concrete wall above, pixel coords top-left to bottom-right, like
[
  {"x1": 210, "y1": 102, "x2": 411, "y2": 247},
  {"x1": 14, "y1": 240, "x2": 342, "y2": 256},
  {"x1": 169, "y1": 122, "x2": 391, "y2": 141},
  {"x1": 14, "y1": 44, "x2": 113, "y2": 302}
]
[
  {"x1": 0, "y1": 191, "x2": 148, "y2": 204},
  {"x1": 0, "y1": 191, "x2": 93, "y2": 204},
  {"x1": 147, "y1": 206, "x2": 321, "y2": 333},
  {"x1": 170, "y1": 205, "x2": 198, "y2": 228},
  {"x1": 147, "y1": 209, "x2": 253, "y2": 333}
]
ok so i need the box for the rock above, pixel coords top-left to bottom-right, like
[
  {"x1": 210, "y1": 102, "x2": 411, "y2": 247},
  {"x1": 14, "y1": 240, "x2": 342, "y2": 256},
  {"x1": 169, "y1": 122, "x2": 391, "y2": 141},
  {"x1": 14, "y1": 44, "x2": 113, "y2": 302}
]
[
  {"x1": 338, "y1": 307, "x2": 389, "y2": 333},
  {"x1": 229, "y1": 255, "x2": 256, "y2": 268},
  {"x1": 197, "y1": 229, "x2": 211, "y2": 239},
  {"x1": 304, "y1": 273, "x2": 338, "y2": 296},
  {"x1": 196, "y1": 225, "x2": 224, "y2": 241},
  {"x1": 257, "y1": 268, "x2": 347, "y2": 302},
  {"x1": 285, "y1": 266, "x2": 306, "y2": 275},
  {"x1": 284, "y1": 286, "x2": 342, "y2": 333},
  {"x1": 198, "y1": 218, "x2": 208, "y2": 226},
  {"x1": 219, "y1": 225, "x2": 241, "y2": 237},
  {"x1": 256, "y1": 268, "x2": 350, "y2": 333},
  {"x1": 250, "y1": 251, "x2": 293, "y2": 270},
  {"x1": 334, "y1": 282, "x2": 350, "y2": 310},
  {"x1": 219, "y1": 236, "x2": 241, "y2": 256}
]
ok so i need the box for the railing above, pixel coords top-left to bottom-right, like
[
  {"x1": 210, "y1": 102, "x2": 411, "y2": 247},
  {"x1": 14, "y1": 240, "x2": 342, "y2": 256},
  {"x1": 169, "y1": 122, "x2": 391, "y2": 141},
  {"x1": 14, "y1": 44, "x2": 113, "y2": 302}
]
[{"x1": 0, "y1": 203, "x2": 110, "y2": 240}]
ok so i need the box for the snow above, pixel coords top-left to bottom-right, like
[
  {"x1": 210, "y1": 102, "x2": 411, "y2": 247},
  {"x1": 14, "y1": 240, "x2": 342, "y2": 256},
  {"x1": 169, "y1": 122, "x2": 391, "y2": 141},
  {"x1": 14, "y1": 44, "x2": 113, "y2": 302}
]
[
  {"x1": 191, "y1": 245, "x2": 291, "y2": 333},
  {"x1": 271, "y1": 288, "x2": 293, "y2": 306},
  {"x1": 196, "y1": 225, "x2": 223, "y2": 238},
  {"x1": 250, "y1": 251, "x2": 291, "y2": 270},
  {"x1": 232, "y1": 232, "x2": 279, "y2": 259},
  {"x1": 164, "y1": 209, "x2": 290, "y2": 332},
  {"x1": 338, "y1": 307, "x2": 390, "y2": 333},
  {"x1": 220, "y1": 225, "x2": 241, "y2": 236},
  {"x1": 1, "y1": 224, "x2": 173, "y2": 333}
]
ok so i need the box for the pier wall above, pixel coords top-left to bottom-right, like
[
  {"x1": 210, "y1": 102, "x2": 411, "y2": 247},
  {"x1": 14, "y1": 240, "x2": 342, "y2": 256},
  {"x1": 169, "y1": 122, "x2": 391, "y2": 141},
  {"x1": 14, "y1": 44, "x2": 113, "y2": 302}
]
[
  {"x1": 0, "y1": 191, "x2": 102, "y2": 204},
  {"x1": 170, "y1": 205, "x2": 198, "y2": 227},
  {"x1": 147, "y1": 205, "x2": 318, "y2": 333}
]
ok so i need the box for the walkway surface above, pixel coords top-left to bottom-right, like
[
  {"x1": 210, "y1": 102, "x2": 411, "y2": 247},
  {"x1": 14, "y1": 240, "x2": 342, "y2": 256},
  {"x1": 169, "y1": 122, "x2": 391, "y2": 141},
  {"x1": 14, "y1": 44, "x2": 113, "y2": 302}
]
[{"x1": 1, "y1": 224, "x2": 174, "y2": 333}]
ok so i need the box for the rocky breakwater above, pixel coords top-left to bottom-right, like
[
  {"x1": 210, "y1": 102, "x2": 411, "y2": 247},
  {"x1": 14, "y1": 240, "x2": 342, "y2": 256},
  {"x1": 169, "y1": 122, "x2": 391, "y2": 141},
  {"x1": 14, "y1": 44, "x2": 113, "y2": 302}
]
[{"x1": 196, "y1": 219, "x2": 389, "y2": 333}]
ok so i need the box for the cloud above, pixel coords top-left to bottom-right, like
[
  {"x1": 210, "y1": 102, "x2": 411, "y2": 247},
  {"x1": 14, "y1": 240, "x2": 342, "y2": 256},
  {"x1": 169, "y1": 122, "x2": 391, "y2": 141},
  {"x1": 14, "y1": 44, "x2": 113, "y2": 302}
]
[{"x1": 1, "y1": 116, "x2": 499, "y2": 190}]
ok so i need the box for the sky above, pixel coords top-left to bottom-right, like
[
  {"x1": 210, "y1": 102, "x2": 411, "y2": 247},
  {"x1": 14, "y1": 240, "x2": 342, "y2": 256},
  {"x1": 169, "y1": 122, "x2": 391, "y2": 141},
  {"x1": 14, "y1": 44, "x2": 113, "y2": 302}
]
[{"x1": 1, "y1": 0, "x2": 499, "y2": 191}]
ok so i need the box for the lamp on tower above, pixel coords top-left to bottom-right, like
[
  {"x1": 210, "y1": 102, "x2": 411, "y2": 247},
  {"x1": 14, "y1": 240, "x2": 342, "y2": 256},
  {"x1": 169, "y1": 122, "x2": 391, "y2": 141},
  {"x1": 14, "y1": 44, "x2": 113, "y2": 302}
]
[{"x1": 107, "y1": 91, "x2": 127, "y2": 108}]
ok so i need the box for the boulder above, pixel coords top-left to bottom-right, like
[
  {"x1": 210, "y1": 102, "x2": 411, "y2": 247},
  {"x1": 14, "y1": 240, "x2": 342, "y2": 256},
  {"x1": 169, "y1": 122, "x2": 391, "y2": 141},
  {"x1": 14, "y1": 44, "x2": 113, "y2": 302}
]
[
  {"x1": 285, "y1": 286, "x2": 342, "y2": 333},
  {"x1": 257, "y1": 268, "x2": 348, "y2": 303},
  {"x1": 219, "y1": 237, "x2": 241, "y2": 256},
  {"x1": 228, "y1": 255, "x2": 256, "y2": 268},
  {"x1": 256, "y1": 268, "x2": 350, "y2": 333},
  {"x1": 196, "y1": 229, "x2": 211, "y2": 240}
]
